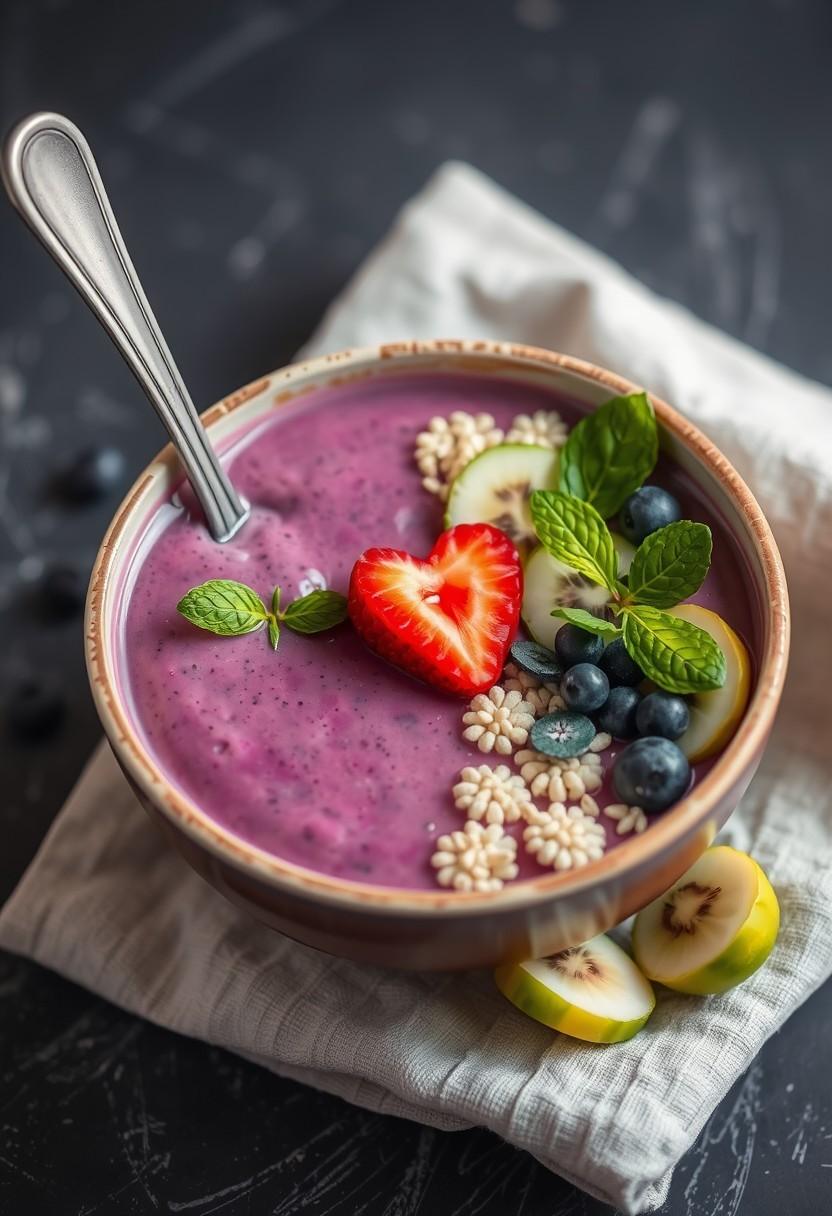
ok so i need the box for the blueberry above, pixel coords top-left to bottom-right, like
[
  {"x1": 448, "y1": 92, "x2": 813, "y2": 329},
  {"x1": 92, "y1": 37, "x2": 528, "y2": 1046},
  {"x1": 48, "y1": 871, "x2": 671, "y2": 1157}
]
[
  {"x1": 636, "y1": 691, "x2": 690, "y2": 741},
  {"x1": 6, "y1": 678, "x2": 65, "y2": 740},
  {"x1": 620, "y1": 486, "x2": 682, "y2": 545},
  {"x1": 530, "y1": 711, "x2": 596, "y2": 759},
  {"x1": 560, "y1": 663, "x2": 609, "y2": 714},
  {"x1": 510, "y1": 639, "x2": 561, "y2": 682},
  {"x1": 38, "y1": 563, "x2": 86, "y2": 621},
  {"x1": 598, "y1": 637, "x2": 644, "y2": 687},
  {"x1": 554, "y1": 624, "x2": 603, "y2": 668},
  {"x1": 60, "y1": 446, "x2": 125, "y2": 504},
  {"x1": 596, "y1": 686, "x2": 642, "y2": 739},
  {"x1": 613, "y1": 737, "x2": 690, "y2": 813}
]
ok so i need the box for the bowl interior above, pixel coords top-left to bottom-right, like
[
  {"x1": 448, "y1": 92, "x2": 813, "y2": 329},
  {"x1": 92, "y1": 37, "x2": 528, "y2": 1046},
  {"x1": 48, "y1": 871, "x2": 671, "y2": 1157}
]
[{"x1": 87, "y1": 342, "x2": 787, "y2": 915}]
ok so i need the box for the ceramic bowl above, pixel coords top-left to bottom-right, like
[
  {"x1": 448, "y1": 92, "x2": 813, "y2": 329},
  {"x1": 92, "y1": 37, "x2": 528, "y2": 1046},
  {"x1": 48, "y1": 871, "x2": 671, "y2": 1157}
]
[{"x1": 86, "y1": 341, "x2": 789, "y2": 970}]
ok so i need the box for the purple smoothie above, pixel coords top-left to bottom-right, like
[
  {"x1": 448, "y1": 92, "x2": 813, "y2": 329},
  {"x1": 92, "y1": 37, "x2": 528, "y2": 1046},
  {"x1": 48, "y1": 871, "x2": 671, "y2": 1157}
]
[{"x1": 120, "y1": 373, "x2": 757, "y2": 890}]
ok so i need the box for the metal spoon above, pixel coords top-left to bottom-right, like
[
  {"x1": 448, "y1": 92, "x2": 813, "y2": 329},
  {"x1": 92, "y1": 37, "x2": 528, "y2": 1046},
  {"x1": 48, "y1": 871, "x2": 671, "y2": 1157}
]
[{"x1": 1, "y1": 111, "x2": 249, "y2": 542}]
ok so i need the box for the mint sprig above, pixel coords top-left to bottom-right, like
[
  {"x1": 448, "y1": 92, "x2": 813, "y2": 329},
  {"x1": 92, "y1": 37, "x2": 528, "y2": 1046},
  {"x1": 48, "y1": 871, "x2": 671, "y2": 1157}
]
[
  {"x1": 626, "y1": 520, "x2": 712, "y2": 608},
  {"x1": 530, "y1": 491, "x2": 618, "y2": 591},
  {"x1": 551, "y1": 607, "x2": 622, "y2": 638},
  {"x1": 559, "y1": 390, "x2": 658, "y2": 519},
  {"x1": 176, "y1": 580, "x2": 270, "y2": 636},
  {"x1": 621, "y1": 605, "x2": 726, "y2": 693},
  {"x1": 177, "y1": 579, "x2": 347, "y2": 651},
  {"x1": 530, "y1": 489, "x2": 725, "y2": 693},
  {"x1": 282, "y1": 589, "x2": 350, "y2": 634}
]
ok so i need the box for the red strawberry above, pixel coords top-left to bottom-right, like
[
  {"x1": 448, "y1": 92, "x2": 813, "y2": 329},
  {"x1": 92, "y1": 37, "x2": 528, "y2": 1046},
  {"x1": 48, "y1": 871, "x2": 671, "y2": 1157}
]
[{"x1": 348, "y1": 523, "x2": 522, "y2": 696}]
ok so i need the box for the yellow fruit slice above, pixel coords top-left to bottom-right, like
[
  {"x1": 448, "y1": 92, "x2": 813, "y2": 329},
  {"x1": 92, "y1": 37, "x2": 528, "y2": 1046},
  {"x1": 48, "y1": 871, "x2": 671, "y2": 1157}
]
[
  {"x1": 522, "y1": 534, "x2": 634, "y2": 651},
  {"x1": 668, "y1": 604, "x2": 751, "y2": 763},
  {"x1": 495, "y1": 933, "x2": 655, "y2": 1043},
  {"x1": 632, "y1": 846, "x2": 779, "y2": 995}
]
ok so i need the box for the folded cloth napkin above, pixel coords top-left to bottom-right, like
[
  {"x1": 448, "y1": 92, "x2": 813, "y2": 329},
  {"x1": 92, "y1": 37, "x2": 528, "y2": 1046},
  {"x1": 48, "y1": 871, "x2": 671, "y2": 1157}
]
[{"x1": 2, "y1": 163, "x2": 831, "y2": 1214}]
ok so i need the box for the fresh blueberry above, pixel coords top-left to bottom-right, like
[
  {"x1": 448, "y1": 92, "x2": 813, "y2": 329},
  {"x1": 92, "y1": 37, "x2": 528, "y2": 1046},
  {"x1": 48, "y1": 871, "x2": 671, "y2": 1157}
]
[
  {"x1": 554, "y1": 624, "x2": 604, "y2": 668},
  {"x1": 510, "y1": 639, "x2": 561, "y2": 682},
  {"x1": 38, "y1": 563, "x2": 86, "y2": 621},
  {"x1": 598, "y1": 637, "x2": 644, "y2": 687},
  {"x1": 636, "y1": 691, "x2": 690, "y2": 741},
  {"x1": 560, "y1": 662, "x2": 610, "y2": 714},
  {"x1": 60, "y1": 446, "x2": 125, "y2": 504},
  {"x1": 6, "y1": 678, "x2": 65, "y2": 740},
  {"x1": 613, "y1": 736, "x2": 691, "y2": 813},
  {"x1": 596, "y1": 686, "x2": 642, "y2": 739},
  {"x1": 620, "y1": 486, "x2": 682, "y2": 545}
]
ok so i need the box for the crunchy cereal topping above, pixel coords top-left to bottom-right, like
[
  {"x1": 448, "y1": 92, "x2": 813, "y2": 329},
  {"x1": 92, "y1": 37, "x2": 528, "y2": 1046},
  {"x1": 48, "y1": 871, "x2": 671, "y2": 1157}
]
[
  {"x1": 514, "y1": 748, "x2": 603, "y2": 802},
  {"x1": 452, "y1": 764, "x2": 532, "y2": 825},
  {"x1": 588, "y1": 731, "x2": 613, "y2": 753},
  {"x1": 505, "y1": 409, "x2": 568, "y2": 449},
  {"x1": 431, "y1": 821, "x2": 519, "y2": 892},
  {"x1": 415, "y1": 411, "x2": 504, "y2": 500},
  {"x1": 524, "y1": 803, "x2": 607, "y2": 870},
  {"x1": 462, "y1": 686, "x2": 535, "y2": 755},
  {"x1": 606, "y1": 803, "x2": 648, "y2": 835},
  {"x1": 502, "y1": 661, "x2": 565, "y2": 717}
]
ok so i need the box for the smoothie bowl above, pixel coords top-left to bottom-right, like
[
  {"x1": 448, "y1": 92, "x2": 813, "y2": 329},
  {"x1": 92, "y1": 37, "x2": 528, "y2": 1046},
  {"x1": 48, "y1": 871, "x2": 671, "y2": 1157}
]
[{"x1": 86, "y1": 341, "x2": 789, "y2": 970}]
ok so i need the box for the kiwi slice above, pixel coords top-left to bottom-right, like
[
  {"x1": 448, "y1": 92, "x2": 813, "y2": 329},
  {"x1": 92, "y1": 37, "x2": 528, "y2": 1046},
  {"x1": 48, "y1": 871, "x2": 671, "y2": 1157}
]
[
  {"x1": 632, "y1": 846, "x2": 779, "y2": 995},
  {"x1": 522, "y1": 533, "x2": 635, "y2": 650},
  {"x1": 445, "y1": 444, "x2": 559, "y2": 553},
  {"x1": 495, "y1": 933, "x2": 655, "y2": 1043}
]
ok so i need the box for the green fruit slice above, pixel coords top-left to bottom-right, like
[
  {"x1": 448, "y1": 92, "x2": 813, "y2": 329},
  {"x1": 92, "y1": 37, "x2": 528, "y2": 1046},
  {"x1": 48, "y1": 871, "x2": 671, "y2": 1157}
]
[
  {"x1": 495, "y1": 933, "x2": 655, "y2": 1043},
  {"x1": 632, "y1": 846, "x2": 779, "y2": 995},
  {"x1": 530, "y1": 711, "x2": 595, "y2": 758},
  {"x1": 522, "y1": 533, "x2": 634, "y2": 650},
  {"x1": 668, "y1": 605, "x2": 751, "y2": 763},
  {"x1": 445, "y1": 444, "x2": 558, "y2": 553}
]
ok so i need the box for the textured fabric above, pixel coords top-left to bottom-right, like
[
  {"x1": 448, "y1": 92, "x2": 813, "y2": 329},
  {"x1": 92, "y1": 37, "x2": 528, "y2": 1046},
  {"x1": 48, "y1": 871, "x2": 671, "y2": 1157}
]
[{"x1": 2, "y1": 163, "x2": 831, "y2": 1214}]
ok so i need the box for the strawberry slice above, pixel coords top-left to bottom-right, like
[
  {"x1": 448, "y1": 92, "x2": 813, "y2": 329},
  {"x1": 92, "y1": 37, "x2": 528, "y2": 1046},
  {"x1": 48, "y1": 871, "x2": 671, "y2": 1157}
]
[{"x1": 348, "y1": 523, "x2": 523, "y2": 696}]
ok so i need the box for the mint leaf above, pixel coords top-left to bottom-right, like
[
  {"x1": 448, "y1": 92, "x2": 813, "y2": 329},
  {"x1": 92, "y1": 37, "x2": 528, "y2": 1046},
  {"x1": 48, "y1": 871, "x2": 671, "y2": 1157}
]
[
  {"x1": 177, "y1": 579, "x2": 269, "y2": 636},
  {"x1": 530, "y1": 491, "x2": 618, "y2": 591},
  {"x1": 271, "y1": 585, "x2": 281, "y2": 617},
  {"x1": 622, "y1": 605, "x2": 726, "y2": 693},
  {"x1": 283, "y1": 589, "x2": 348, "y2": 634},
  {"x1": 559, "y1": 391, "x2": 659, "y2": 519},
  {"x1": 552, "y1": 607, "x2": 621, "y2": 637},
  {"x1": 627, "y1": 521, "x2": 712, "y2": 608},
  {"x1": 268, "y1": 617, "x2": 280, "y2": 650}
]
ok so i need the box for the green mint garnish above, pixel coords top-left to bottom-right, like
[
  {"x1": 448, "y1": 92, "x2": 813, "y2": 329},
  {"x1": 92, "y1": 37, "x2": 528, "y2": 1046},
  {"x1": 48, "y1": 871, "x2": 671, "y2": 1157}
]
[
  {"x1": 177, "y1": 579, "x2": 347, "y2": 651},
  {"x1": 530, "y1": 491, "x2": 618, "y2": 591},
  {"x1": 268, "y1": 617, "x2": 280, "y2": 651},
  {"x1": 282, "y1": 589, "x2": 349, "y2": 634},
  {"x1": 621, "y1": 604, "x2": 726, "y2": 693},
  {"x1": 550, "y1": 607, "x2": 622, "y2": 637},
  {"x1": 176, "y1": 579, "x2": 270, "y2": 636},
  {"x1": 530, "y1": 470, "x2": 725, "y2": 691},
  {"x1": 559, "y1": 390, "x2": 658, "y2": 519},
  {"x1": 626, "y1": 520, "x2": 712, "y2": 608}
]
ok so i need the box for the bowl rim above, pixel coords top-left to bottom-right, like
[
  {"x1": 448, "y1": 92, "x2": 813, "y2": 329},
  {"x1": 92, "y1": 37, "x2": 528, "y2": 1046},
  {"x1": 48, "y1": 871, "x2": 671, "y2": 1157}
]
[{"x1": 86, "y1": 339, "x2": 790, "y2": 918}]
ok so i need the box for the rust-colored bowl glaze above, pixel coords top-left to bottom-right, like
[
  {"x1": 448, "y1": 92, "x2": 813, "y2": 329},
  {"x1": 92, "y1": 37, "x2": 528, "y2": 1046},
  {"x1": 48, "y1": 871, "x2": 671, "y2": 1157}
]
[{"x1": 86, "y1": 342, "x2": 789, "y2": 970}]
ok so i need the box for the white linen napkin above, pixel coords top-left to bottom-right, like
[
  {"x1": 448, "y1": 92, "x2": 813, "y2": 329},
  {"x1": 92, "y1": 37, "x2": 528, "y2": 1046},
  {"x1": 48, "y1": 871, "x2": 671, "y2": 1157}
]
[{"x1": 2, "y1": 162, "x2": 831, "y2": 1214}]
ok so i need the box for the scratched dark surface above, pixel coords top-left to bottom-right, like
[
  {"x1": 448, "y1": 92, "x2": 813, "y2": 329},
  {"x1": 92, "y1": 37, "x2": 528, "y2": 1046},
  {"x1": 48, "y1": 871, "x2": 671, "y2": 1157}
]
[{"x1": 1, "y1": 1, "x2": 831, "y2": 1213}]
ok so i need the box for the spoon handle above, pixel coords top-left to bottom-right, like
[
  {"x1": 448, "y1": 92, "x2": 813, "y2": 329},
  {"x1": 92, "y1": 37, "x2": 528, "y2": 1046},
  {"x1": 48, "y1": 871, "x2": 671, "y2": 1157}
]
[{"x1": 2, "y1": 112, "x2": 249, "y2": 542}]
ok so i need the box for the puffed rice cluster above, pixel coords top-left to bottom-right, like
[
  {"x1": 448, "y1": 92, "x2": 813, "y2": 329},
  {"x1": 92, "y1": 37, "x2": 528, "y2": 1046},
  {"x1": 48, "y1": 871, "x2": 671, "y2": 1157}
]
[
  {"x1": 431, "y1": 821, "x2": 519, "y2": 892},
  {"x1": 505, "y1": 409, "x2": 568, "y2": 449},
  {"x1": 414, "y1": 411, "x2": 504, "y2": 500}
]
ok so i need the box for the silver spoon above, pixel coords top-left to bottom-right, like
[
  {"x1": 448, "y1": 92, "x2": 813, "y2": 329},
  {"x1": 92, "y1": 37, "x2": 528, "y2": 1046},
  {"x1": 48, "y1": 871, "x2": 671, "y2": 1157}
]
[{"x1": 1, "y1": 111, "x2": 249, "y2": 542}]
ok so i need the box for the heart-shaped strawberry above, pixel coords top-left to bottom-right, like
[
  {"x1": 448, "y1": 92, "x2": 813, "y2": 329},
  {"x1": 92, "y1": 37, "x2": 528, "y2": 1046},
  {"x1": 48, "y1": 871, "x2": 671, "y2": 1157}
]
[{"x1": 348, "y1": 523, "x2": 523, "y2": 696}]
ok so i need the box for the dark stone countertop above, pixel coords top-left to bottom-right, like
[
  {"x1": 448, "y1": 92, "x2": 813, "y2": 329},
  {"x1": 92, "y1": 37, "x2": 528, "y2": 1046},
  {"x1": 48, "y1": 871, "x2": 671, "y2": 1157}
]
[{"x1": 1, "y1": 1, "x2": 830, "y2": 1212}]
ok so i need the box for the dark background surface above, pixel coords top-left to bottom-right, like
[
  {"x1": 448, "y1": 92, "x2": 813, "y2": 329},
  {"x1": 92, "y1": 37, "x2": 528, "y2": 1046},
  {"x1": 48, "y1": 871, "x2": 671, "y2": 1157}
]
[{"x1": 1, "y1": 1, "x2": 830, "y2": 1212}]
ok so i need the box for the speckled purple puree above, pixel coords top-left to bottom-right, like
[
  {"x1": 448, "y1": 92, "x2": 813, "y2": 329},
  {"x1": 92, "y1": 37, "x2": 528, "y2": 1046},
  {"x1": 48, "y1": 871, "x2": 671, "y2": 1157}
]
[{"x1": 121, "y1": 373, "x2": 757, "y2": 890}]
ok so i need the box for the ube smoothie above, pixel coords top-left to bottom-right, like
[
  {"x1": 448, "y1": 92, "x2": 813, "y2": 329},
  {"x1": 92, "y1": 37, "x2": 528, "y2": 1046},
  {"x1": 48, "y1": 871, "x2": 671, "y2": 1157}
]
[{"x1": 121, "y1": 373, "x2": 756, "y2": 890}]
